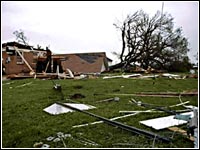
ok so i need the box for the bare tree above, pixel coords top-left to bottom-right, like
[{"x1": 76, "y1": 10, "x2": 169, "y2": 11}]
[
  {"x1": 112, "y1": 10, "x2": 190, "y2": 71},
  {"x1": 13, "y1": 29, "x2": 28, "y2": 45}
]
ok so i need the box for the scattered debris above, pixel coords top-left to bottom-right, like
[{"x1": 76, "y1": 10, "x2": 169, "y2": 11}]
[
  {"x1": 119, "y1": 109, "x2": 190, "y2": 114},
  {"x1": 139, "y1": 75, "x2": 159, "y2": 79},
  {"x1": 139, "y1": 112, "x2": 193, "y2": 130},
  {"x1": 103, "y1": 74, "x2": 142, "y2": 79},
  {"x1": 33, "y1": 142, "x2": 44, "y2": 148},
  {"x1": 46, "y1": 136, "x2": 55, "y2": 141},
  {"x1": 72, "y1": 113, "x2": 140, "y2": 128},
  {"x1": 130, "y1": 99, "x2": 178, "y2": 115},
  {"x1": 71, "y1": 133, "x2": 99, "y2": 146},
  {"x1": 2, "y1": 81, "x2": 14, "y2": 85},
  {"x1": 15, "y1": 82, "x2": 32, "y2": 88},
  {"x1": 102, "y1": 75, "x2": 124, "y2": 79},
  {"x1": 72, "y1": 101, "x2": 191, "y2": 128},
  {"x1": 41, "y1": 144, "x2": 50, "y2": 148},
  {"x1": 109, "y1": 90, "x2": 197, "y2": 97},
  {"x1": 162, "y1": 73, "x2": 181, "y2": 79},
  {"x1": 96, "y1": 97, "x2": 120, "y2": 103},
  {"x1": 69, "y1": 93, "x2": 85, "y2": 99},
  {"x1": 43, "y1": 103, "x2": 96, "y2": 115},
  {"x1": 57, "y1": 102, "x2": 171, "y2": 143},
  {"x1": 168, "y1": 127, "x2": 194, "y2": 141}
]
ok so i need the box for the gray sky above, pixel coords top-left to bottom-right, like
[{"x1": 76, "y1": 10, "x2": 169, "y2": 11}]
[{"x1": 1, "y1": 1, "x2": 199, "y2": 64}]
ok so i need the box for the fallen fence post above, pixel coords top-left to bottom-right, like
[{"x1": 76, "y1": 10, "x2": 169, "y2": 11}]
[{"x1": 56, "y1": 102, "x2": 171, "y2": 143}]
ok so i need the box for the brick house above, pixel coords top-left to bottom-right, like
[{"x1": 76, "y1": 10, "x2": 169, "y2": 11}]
[
  {"x1": 52, "y1": 52, "x2": 112, "y2": 74},
  {"x1": 2, "y1": 41, "x2": 51, "y2": 75}
]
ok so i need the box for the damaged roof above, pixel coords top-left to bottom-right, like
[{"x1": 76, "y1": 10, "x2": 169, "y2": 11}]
[{"x1": 53, "y1": 52, "x2": 111, "y2": 73}]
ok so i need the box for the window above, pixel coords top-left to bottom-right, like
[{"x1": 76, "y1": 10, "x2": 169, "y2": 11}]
[{"x1": 16, "y1": 51, "x2": 24, "y2": 64}]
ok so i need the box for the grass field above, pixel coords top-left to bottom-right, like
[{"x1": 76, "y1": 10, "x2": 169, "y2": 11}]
[{"x1": 2, "y1": 74, "x2": 198, "y2": 148}]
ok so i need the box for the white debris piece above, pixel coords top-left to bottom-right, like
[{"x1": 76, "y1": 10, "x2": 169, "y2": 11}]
[
  {"x1": 43, "y1": 103, "x2": 96, "y2": 115},
  {"x1": 122, "y1": 74, "x2": 142, "y2": 78},
  {"x1": 140, "y1": 112, "x2": 193, "y2": 130},
  {"x1": 162, "y1": 73, "x2": 180, "y2": 78}
]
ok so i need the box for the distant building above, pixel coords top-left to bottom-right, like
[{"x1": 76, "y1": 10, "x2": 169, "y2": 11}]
[{"x1": 52, "y1": 52, "x2": 112, "y2": 74}]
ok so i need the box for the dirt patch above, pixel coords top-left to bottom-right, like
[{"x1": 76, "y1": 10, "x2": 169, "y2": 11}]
[
  {"x1": 73, "y1": 85, "x2": 83, "y2": 89},
  {"x1": 69, "y1": 93, "x2": 85, "y2": 99}
]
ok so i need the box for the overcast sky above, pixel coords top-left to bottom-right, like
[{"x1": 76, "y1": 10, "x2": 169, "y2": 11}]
[{"x1": 1, "y1": 1, "x2": 199, "y2": 64}]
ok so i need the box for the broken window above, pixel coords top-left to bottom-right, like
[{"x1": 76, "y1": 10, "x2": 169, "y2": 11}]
[
  {"x1": 16, "y1": 51, "x2": 24, "y2": 64},
  {"x1": 6, "y1": 46, "x2": 15, "y2": 55},
  {"x1": 6, "y1": 57, "x2": 11, "y2": 64}
]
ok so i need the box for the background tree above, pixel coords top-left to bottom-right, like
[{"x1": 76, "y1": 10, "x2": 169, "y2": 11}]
[
  {"x1": 112, "y1": 10, "x2": 191, "y2": 72},
  {"x1": 13, "y1": 29, "x2": 29, "y2": 45}
]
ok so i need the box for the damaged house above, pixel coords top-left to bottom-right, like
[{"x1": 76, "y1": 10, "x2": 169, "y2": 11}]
[
  {"x1": 2, "y1": 42, "x2": 112, "y2": 76},
  {"x1": 52, "y1": 52, "x2": 112, "y2": 74},
  {"x1": 2, "y1": 41, "x2": 51, "y2": 75}
]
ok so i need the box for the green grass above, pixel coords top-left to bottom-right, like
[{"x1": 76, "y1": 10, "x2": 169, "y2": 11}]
[{"x1": 2, "y1": 75, "x2": 198, "y2": 148}]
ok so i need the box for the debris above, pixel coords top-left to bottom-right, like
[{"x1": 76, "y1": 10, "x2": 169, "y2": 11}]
[
  {"x1": 103, "y1": 75, "x2": 124, "y2": 79},
  {"x1": 96, "y1": 97, "x2": 120, "y2": 103},
  {"x1": 194, "y1": 128, "x2": 198, "y2": 148},
  {"x1": 53, "y1": 138, "x2": 61, "y2": 142},
  {"x1": 168, "y1": 127, "x2": 194, "y2": 141},
  {"x1": 72, "y1": 113, "x2": 140, "y2": 128},
  {"x1": 139, "y1": 112, "x2": 193, "y2": 130},
  {"x1": 109, "y1": 90, "x2": 197, "y2": 97},
  {"x1": 66, "y1": 68, "x2": 74, "y2": 78},
  {"x1": 14, "y1": 46, "x2": 35, "y2": 75},
  {"x1": 162, "y1": 73, "x2": 181, "y2": 79},
  {"x1": 103, "y1": 73, "x2": 141, "y2": 79},
  {"x1": 72, "y1": 101, "x2": 190, "y2": 128},
  {"x1": 57, "y1": 102, "x2": 171, "y2": 143},
  {"x1": 119, "y1": 110, "x2": 190, "y2": 114},
  {"x1": 15, "y1": 82, "x2": 32, "y2": 88},
  {"x1": 2, "y1": 81, "x2": 14, "y2": 85},
  {"x1": 139, "y1": 75, "x2": 159, "y2": 79},
  {"x1": 53, "y1": 83, "x2": 62, "y2": 91},
  {"x1": 41, "y1": 144, "x2": 50, "y2": 148},
  {"x1": 122, "y1": 74, "x2": 142, "y2": 78},
  {"x1": 33, "y1": 142, "x2": 43, "y2": 148},
  {"x1": 130, "y1": 99, "x2": 177, "y2": 115},
  {"x1": 174, "y1": 114, "x2": 192, "y2": 121},
  {"x1": 43, "y1": 103, "x2": 96, "y2": 115},
  {"x1": 72, "y1": 134, "x2": 99, "y2": 146},
  {"x1": 46, "y1": 136, "x2": 55, "y2": 141}
]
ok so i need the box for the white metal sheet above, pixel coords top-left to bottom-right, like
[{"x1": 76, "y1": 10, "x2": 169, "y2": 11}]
[
  {"x1": 43, "y1": 103, "x2": 96, "y2": 115},
  {"x1": 139, "y1": 112, "x2": 193, "y2": 130}
]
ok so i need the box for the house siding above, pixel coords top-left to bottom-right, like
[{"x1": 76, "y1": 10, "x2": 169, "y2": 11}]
[{"x1": 2, "y1": 51, "x2": 36, "y2": 75}]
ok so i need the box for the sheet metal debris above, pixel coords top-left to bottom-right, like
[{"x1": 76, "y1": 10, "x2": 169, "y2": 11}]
[
  {"x1": 43, "y1": 103, "x2": 96, "y2": 115},
  {"x1": 57, "y1": 102, "x2": 171, "y2": 143},
  {"x1": 140, "y1": 112, "x2": 194, "y2": 130}
]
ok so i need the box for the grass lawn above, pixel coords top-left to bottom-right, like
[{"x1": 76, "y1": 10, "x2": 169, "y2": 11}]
[{"x1": 2, "y1": 74, "x2": 198, "y2": 148}]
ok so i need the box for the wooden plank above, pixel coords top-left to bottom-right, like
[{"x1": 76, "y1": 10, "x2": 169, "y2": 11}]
[{"x1": 168, "y1": 127, "x2": 194, "y2": 141}]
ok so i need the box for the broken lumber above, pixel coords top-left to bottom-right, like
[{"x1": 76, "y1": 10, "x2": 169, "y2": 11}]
[
  {"x1": 14, "y1": 46, "x2": 35, "y2": 74},
  {"x1": 72, "y1": 112, "x2": 140, "y2": 128},
  {"x1": 95, "y1": 97, "x2": 120, "y2": 103},
  {"x1": 168, "y1": 127, "x2": 194, "y2": 141},
  {"x1": 72, "y1": 101, "x2": 190, "y2": 128},
  {"x1": 57, "y1": 102, "x2": 171, "y2": 143}
]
